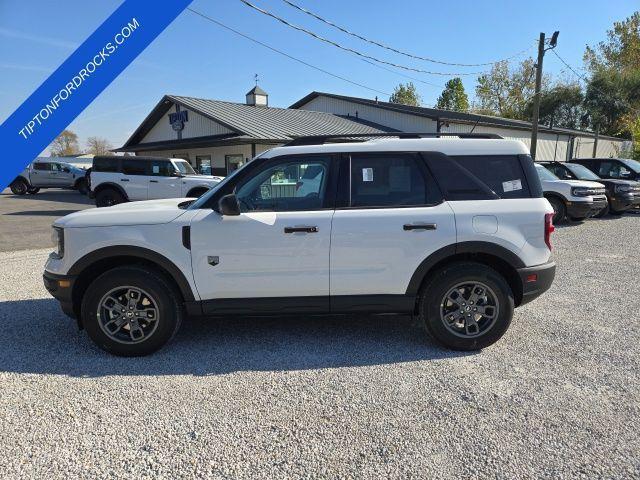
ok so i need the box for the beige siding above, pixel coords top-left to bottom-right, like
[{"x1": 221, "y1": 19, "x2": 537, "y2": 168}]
[
  {"x1": 140, "y1": 104, "x2": 233, "y2": 144},
  {"x1": 299, "y1": 96, "x2": 437, "y2": 132}
]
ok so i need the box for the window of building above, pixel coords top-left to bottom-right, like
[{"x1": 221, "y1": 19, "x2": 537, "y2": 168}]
[
  {"x1": 349, "y1": 154, "x2": 436, "y2": 207},
  {"x1": 195, "y1": 155, "x2": 212, "y2": 175},
  {"x1": 226, "y1": 154, "x2": 246, "y2": 174}
]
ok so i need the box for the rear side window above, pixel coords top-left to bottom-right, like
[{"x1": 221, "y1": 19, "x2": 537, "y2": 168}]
[
  {"x1": 348, "y1": 153, "x2": 439, "y2": 207},
  {"x1": 150, "y1": 160, "x2": 174, "y2": 176},
  {"x1": 33, "y1": 163, "x2": 50, "y2": 171},
  {"x1": 451, "y1": 155, "x2": 531, "y2": 199},
  {"x1": 93, "y1": 157, "x2": 119, "y2": 173},
  {"x1": 121, "y1": 159, "x2": 147, "y2": 176}
]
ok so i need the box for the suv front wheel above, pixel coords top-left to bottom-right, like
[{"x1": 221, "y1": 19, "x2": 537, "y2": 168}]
[
  {"x1": 418, "y1": 262, "x2": 514, "y2": 350},
  {"x1": 81, "y1": 266, "x2": 183, "y2": 356},
  {"x1": 95, "y1": 188, "x2": 125, "y2": 207}
]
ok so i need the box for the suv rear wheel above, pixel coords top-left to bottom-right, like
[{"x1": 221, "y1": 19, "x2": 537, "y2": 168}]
[
  {"x1": 81, "y1": 266, "x2": 183, "y2": 356},
  {"x1": 75, "y1": 178, "x2": 89, "y2": 195},
  {"x1": 10, "y1": 179, "x2": 28, "y2": 195},
  {"x1": 95, "y1": 188, "x2": 125, "y2": 207},
  {"x1": 418, "y1": 262, "x2": 514, "y2": 350},
  {"x1": 547, "y1": 196, "x2": 566, "y2": 224}
]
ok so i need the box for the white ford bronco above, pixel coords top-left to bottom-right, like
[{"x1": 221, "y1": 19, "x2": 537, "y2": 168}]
[
  {"x1": 89, "y1": 155, "x2": 223, "y2": 207},
  {"x1": 44, "y1": 134, "x2": 556, "y2": 356}
]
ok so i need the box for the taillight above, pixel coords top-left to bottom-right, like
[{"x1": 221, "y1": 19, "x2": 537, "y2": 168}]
[{"x1": 544, "y1": 213, "x2": 555, "y2": 250}]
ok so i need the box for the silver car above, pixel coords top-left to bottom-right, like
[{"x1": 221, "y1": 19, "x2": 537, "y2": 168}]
[{"x1": 10, "y1": 159, "x2": 89, "y2": 195}]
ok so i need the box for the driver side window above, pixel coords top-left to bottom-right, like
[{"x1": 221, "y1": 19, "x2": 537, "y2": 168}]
[{"x1": 235, "y1": 156, "x2": 331, "y2": 212}]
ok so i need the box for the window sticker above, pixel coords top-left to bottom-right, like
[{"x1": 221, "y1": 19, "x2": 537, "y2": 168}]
[
  {"x1": 152, "y1": 165, "x2": 160, "y2": 174},
  {"x1": 362, "y1": 168, "x2": 374, "y2": 182},
  {"x1": 502, "y1": 179, "x2": 522, "y2": 192}
]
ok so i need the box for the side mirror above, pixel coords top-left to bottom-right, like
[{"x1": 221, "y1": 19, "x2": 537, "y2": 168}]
[
  {"x1": 171, "y1": 171, "x2": 183, "y2": 177},
  {"x1": 218, "y1": 193, "x2": 241, "y2": 216}
]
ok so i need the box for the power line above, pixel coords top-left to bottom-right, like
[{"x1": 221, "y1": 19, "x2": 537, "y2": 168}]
[
  {"x1": 280, "y1": 0, "x2": 536, "y2": 67},
  {"x1": 187, "y1": 7, "x2": 392, "y2": 98},
  {"x1": 237, "y1": 0, "x2": 485, "y2": 76}
]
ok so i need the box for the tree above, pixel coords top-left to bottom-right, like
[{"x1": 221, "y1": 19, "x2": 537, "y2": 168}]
[
  {"x1": 474, "y1": 59, "x2": 543, "y2": 119},
  {"x1": 525, "y1": 82, "x2": 586, "y2": 130},
  {"x1": 584, "y1": 12, "x2": 640, "y2": 75},
  {"x1": 389, "y1": 82, "x2": 421, "y2": 107},
  {"x1": 436, "y1": 78, "x2": 469, "y2": 112},
  {"x1": 86, "y1": 136, "x2": 114, "y2": 156},
  {"x1": 49, "y1": 130, "x2": 80, "y2": 156}
]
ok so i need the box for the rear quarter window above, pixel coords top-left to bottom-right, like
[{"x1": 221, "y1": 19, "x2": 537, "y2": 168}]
[
  {"x1": 93, "y1": 157, "x2": 119, "y2": 173},
  {"x1": 121, "y1": 159, "x2": 147, "y2": 176},
  {"x1": 450, "y1": 155, "x2": 531, "y2": 199}
]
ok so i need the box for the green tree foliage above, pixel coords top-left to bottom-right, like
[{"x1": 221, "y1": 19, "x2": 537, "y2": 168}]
[
  {"x1": 474, "y1": 59, "x2": 543, "y2": 119},
  {"x1": 436, "y1": 78, "x2": 469, "y2": 112},
  {"x1": 389, "y1": 82, "x2": 421, "y2": 107},
  {"x1": 525, "y1": 83, "x2": 586, "y2": 130},
  {"x1": 584, "y1": 12, "x2": 640, "y2": 75},
  {"x1": 49, "y1": 130, "x2": 80, "y2": 156}
]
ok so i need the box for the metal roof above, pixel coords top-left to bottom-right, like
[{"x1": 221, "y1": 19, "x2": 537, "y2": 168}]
[
  {"x1": 290, "y1": 92, "x2": 623, "y2": 141},
  {"x1": 246, "y1": 85, "x2": 268, "y2": 96},
  {"x1": 117, "y1": 95, "x2": 397, "y2": 151}
]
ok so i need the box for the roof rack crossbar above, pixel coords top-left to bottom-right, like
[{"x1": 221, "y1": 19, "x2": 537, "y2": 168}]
[{"x1": 284, "y1": 132, "x2": 503, "y2": 146}]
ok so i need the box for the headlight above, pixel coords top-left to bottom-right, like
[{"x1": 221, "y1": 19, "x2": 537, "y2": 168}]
[
  {"x1": 615, "y1": 184, "x2": 632, "y2": 193},
  {"x1": 571, "y1": 187, "x2": 591, "y2": 197},
  {"x1": 51, "y1": 226, "x2": 64, "y2": 259}
]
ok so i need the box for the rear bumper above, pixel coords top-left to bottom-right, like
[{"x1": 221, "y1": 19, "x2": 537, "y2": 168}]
[
  {"x1": 517, "y1": 261, "x2": 556, "y2": 306},
  {"x1": 566, "y1": 198, "x2": 606, "y2": 218},
  {"x1": 43, "y1": 271, "x2": 77, "y2": 319}
]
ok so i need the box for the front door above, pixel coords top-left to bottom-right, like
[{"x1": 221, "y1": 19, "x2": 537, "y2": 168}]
[
  {"x1": 52, "y1": 163, "x2": 74, "y2": 186},
  {"x1": 147, "y1": 159, "x2": 182, "y2": 199},
  {"x1": 330, "y1": 152, "x2": 456, "y2": 298},
  {"x1": 190, "y1": 154, "x2": 334, "y2": 314}
]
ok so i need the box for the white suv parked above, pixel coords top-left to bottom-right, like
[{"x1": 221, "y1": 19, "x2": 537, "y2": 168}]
[
  {"x1": 534, "y1": 164, "x2": 607, "y2": 223},
  {"x1": 44, "y1": 134, "x2": 556, "y2": 356},
  {"x1": 89, "y1": 156, "x2": 223, "y2": 207}
]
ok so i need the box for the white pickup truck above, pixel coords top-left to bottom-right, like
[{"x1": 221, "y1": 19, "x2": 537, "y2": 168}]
[{"x1": 10, "y1": 159, "x2": 89, "y2": 195}]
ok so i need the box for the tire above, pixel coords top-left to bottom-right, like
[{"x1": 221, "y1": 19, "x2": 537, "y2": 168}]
[
  {"x1": 569, "y1": 216, "x2": 587, "y2": 222},
  {"x1": 186, "y1": 187, "x2": 209, "y2": 198},
  {"x1": 595, "y1": 202, "x2": 610, "y2": 218},
  {"x1": 27, "y1": 187, "x2": 40, "y2": 194},
  {"x1": 418, "y1": 262, "x2": 514, "y2": 351},
  {"x1": 95, "y1": 188, "x2": 125, "y2": 207},
  {"x1": 75, "y1": 178, "x2": 89, "y2": 195},
  {"x1": 81, "y1": 265, "x2": 183, "y2": 357},
  {"x1": 9, "y1": 179, "x2": 28, "y2": 195},
  {"x1": 609, "y1": 207, "x2": 624, "y2": 216},
  {"x1": 547, "y1": 196, "x2": 566, "y2": 224}
]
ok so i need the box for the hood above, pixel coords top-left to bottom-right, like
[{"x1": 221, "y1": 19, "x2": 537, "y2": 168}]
[
  {"x1": 556, "y1": 179, "x2": 605, "y2": 188},
  {"x1": 54, "y1": 198, "x2": 192, "y2": 229},
  {"x1": 594, "y1": 178, "x2": 638, "y2": 187}
]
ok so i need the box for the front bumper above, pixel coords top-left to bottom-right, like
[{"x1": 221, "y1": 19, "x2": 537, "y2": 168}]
[
  {"x1": 566, "y1": 197, "x2": 607, "y2": 218},
  {"x1": 517, "y1": 261, "x2": 556, "y2": 306},
  {"x1": 610, "y1": 192, "x2": 640, "y2": 212},
  {"x1": 43, "y1": 271, "x2": 77, "y2": 319}
]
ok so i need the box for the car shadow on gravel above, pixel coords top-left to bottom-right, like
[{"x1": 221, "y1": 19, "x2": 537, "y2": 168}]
[{"x1": 0, "y1": 298, "x2": 472, "y2": 377}]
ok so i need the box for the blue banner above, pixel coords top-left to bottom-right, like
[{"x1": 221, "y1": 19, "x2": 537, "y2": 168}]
[{"x1": 0, "y1": 0, "x2": 193, "y2": 189}]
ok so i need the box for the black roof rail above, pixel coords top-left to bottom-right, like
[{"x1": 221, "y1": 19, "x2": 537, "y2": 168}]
[{"x1": 284, "y1": 132, "x2": 504, "y2": 146}]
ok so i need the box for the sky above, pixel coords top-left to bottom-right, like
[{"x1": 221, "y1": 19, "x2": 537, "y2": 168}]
[{"x1": 0, "y1": 0, "x2": 637, "y2": 154}]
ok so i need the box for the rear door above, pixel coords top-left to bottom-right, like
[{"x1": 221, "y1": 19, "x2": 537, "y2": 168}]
[
  {"x1": 329, "y1": 152, "x2": 456, "y2": 301},
  {"x1": 29, "y1": 162, "x2": 50, "y2": 186},
  {"x1": 120, "y1": 158, "x2": 150, "y2": 201},
  {"x1": 147, "y1": 159, "x2": 182, "y2": 199}
]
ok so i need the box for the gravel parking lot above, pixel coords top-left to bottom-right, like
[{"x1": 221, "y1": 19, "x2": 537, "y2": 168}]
[{"x1": 0, "y1": 215, "x2": 639, "y2": 478}]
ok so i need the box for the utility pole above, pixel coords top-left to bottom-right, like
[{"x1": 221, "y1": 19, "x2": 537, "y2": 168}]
[
  {"x1": 530, "y1": 31, "x2": 559, "y2": 160},
  {"x1": 592, "y1": 123, "x2": 600, "y2": 157}
]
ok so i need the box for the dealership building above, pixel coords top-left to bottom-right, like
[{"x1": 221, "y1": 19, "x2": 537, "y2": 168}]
[{"x1": 116, "y1": 86, "x2": 627, "y2": 174}]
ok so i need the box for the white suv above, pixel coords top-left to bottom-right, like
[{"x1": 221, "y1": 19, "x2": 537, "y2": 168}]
[
  {"x1": 534, "y1": 164, "x2": 607, "y2": 223},
  {"x1": 89, "y1": 156, "x2": 223, "y2": 207},
  {"x1": 44, "y1": 135, "x2": 556, "y2": 356}
]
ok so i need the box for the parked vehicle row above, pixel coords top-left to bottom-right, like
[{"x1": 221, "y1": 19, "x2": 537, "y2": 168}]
[
  {"x1": 535, "y1": 158, "x2": 640, "y2": 223},
  {"x1": 10, "y1": 159, "x2": 89, "y2": 195},
  {"x1": 87, "y1": 156, "x2": 224, "y2": 207},
  {"x1": 44, "y1": 135, "x2": 556, "y2": 357}
]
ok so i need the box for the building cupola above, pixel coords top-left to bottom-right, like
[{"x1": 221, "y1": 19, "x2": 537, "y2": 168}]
[{"x1": 246, "y1": 85, "x2": 268, "y2": 107}]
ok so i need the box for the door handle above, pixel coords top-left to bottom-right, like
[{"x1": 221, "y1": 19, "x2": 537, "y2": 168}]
[
  {"x1": 403, "y1": 223, "x2": 437, "y2": 231},
  {"x1": 149, "y1": 180, "x2": 158, "y2": 183},
  {"x1": 120, "y1": 178, "x2": 129, "y2": 182},
  {"x1": 284, "y1": 226, "x2": 318, "y2": 234}
]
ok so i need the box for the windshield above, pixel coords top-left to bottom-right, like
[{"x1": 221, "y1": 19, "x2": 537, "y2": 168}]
[
  {"x1": 173, "y1": 160, "x2": 196, "y2": 175},
  {"x1": 620, "y1": 158, "x2": 640, "y2": 172},
  {"x1": 187, "y1": 160, "x2": 251, "y2": 210},
  {"x1": 565, "y1": 163, "x2": 601, "y2": 181},
  {"x1": 535, "y1": 164, "x2": 559, "y2": 181}
]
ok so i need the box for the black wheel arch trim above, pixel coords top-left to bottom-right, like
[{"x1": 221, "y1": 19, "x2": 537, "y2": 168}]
[
  {"x1": 67, "y1": 246, "x2": 195, "y2": 302},
  {"x1": 93, "y1": 182, "x2": 129, "y2": 200},
  {"x1": 12, "y1": 176, "x2": 31, "y2": 187},
  {"x1": 186, "y1": 186, "x2": 210, "y2": 197},
  {"x1": 544, "y1": 191, "x2": 568, "y2": 204},
  {"x1": 405, "y1": 241, "x2": 526, "y2": 296}
]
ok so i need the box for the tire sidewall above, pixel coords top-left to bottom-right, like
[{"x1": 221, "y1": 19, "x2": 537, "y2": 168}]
[
  {"x1": 421, "y1": 263, "x2": 514, "y2": 351},
  {"x1": 548, "y1": 197, "x2": 566, "y2": 224},
  {"x1": 81, "y1": 267, "x2": 182, "y2": 356},
  {"x1": 10, "y1": 179, "x2": 28, "y2": 195},
  {"x1": 95, "y1": 189, "x2": 124, "y2": 207}
]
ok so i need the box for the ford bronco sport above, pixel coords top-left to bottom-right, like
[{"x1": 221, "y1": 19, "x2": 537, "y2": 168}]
[{"x1": 44, "y1": 134, "x2": 556, "y2": 356}]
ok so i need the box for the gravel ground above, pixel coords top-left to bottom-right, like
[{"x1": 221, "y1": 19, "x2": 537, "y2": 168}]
[{"x1": 0, "y1": 215, "x2": 639, "y2": 479}]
